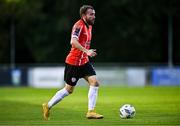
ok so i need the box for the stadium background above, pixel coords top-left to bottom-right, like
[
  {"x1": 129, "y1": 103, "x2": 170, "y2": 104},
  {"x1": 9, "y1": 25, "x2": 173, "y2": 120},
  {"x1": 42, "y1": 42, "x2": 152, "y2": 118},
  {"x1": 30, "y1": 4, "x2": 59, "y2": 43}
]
[{"x1": 0, "y1": 0, "x2": 180, "y2": 87}]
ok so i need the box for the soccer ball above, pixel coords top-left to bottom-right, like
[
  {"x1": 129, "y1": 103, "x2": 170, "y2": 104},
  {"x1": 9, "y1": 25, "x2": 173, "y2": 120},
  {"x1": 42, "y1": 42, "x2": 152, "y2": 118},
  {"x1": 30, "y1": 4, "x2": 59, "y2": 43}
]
[{"x1": 119, "y1": 104, "x2": 136, "y2": 119}]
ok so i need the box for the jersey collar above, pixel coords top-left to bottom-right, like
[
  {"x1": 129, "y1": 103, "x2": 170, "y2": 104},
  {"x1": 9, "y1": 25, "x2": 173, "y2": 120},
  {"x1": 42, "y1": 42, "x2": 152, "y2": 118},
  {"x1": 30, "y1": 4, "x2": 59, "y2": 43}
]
[{"x1": 81, "y1": 19, "x2": 89, "y2": 29}]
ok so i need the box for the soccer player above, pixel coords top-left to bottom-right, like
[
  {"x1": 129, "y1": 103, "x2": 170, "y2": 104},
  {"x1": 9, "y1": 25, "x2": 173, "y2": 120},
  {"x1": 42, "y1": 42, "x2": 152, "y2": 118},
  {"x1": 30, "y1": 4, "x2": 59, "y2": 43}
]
[{"x1": 42, "y1": 5, "x2": 103, "y2": 120}]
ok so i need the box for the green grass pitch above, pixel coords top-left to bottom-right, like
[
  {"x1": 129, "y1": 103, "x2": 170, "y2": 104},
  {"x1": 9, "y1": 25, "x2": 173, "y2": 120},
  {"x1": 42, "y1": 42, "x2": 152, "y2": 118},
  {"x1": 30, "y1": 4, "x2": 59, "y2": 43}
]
[{"x1": 0, "y1": 86, "x2": 180, "y2": 126}]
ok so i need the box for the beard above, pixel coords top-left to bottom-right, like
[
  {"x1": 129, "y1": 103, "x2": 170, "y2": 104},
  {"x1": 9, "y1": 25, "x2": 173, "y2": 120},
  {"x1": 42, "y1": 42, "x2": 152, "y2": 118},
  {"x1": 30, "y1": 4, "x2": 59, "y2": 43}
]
[{"x1": 86, "y1": 18, "x2": 95, "y2": 25}]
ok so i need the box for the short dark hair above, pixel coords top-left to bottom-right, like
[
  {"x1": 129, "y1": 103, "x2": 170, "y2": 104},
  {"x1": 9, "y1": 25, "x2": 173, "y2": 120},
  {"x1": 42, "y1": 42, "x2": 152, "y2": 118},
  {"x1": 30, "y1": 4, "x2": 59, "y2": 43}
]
[{"x1": 79, "y1": 5, "x2": 94, "y2": 18}]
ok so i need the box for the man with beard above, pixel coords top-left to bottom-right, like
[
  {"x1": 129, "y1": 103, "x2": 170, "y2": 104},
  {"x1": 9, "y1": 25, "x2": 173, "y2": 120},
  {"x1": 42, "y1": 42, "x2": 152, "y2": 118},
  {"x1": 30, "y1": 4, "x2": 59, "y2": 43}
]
[{"x1": 42, "y1": 5, "x2": 103, "y2": 120}]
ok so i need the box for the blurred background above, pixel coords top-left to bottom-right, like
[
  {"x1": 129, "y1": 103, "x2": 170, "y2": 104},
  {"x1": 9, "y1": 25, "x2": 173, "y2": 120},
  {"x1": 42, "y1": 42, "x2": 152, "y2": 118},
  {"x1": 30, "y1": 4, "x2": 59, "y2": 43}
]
[{"x1": 0, "y1": 0, "x2": 180, "y2": 87}]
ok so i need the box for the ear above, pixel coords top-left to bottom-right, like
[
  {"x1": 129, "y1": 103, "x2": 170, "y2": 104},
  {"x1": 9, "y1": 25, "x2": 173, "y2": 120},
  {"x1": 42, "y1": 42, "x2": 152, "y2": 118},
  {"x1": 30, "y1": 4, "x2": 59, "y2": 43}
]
[
  {"x1": 81, "y1": 14, "x2": 86, "y2": 20},
  {"x1": 82, "y1": 13, "x2": 86, "y2": 18}
]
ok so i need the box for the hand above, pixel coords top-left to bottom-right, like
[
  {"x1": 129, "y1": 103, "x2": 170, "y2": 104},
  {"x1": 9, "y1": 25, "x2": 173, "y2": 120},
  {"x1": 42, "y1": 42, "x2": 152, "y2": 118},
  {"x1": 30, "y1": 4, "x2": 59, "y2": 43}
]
[{"x1": 86, "y1": 49, "x2": 97, "y2": 57}]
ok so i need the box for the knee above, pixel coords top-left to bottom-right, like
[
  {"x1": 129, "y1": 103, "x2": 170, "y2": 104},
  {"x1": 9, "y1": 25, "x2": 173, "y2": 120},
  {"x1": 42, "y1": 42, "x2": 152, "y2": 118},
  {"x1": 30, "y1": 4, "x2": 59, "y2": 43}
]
[
  {"x1": 89, "y1": 79, "x2": 100, "y2": 87},
  {"x1": 66, "y1": 88, "x2": 73, "y2": 94},
  {"x1": 65, "y1": 84, "x2": 74, "y2": 94}
]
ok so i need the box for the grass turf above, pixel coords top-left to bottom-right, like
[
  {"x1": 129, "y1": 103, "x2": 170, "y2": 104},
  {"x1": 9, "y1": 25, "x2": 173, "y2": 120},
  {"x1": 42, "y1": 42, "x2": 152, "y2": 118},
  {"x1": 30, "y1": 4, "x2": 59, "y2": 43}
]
[{"x1": 0, "y1": 86, "x2": 180, "y2": 126}]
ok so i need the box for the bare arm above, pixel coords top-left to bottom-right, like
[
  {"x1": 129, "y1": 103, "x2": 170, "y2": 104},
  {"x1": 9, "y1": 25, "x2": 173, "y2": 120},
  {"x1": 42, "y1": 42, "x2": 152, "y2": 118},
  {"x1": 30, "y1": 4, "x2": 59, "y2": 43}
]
[{"x1": 71, "y1": 38, "x2": 97, "y2": 57}]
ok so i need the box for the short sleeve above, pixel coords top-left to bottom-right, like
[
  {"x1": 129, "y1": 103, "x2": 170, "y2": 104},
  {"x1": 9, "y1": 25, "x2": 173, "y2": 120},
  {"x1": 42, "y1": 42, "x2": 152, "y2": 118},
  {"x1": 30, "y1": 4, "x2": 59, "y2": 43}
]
[{"x1": 71, "y1": 24, "x2": 83, "y2": 40}]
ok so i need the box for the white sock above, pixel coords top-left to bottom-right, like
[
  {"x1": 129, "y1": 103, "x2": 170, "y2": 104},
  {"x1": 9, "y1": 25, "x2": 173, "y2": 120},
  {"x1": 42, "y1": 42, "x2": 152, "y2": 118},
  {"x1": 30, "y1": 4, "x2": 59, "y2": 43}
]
[
  {"x1": 48, "y1": 88, "x2": 69, "y2": 109},
  {"x1": 88, "y1": 86, "x2": 99, "y2": 111}
]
